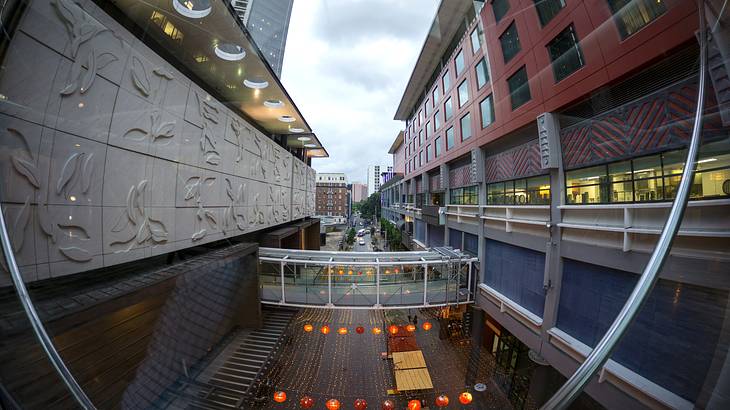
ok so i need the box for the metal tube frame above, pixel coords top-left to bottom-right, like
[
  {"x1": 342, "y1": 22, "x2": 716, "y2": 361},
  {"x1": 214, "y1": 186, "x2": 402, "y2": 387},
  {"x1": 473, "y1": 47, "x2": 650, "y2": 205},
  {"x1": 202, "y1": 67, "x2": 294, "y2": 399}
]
[
  {"x1": 0, "y1": 205, "x2": 95, "y2": 408},
  {"x1": 540, "y1": 2, "x2": 708, "y2": 407}
]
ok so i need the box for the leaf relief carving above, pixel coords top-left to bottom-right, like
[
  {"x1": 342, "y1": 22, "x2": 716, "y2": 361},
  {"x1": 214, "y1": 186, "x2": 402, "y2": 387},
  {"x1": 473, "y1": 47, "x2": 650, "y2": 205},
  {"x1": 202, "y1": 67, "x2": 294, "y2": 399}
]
[
  {"x1": 59, "y1": 247, "x2": 92, "y2": 262},
  {"x1": 131, "y1": 56, "x2": 151, "y2": 97},
  {"x1": 11, "y1": 198, "x2": 30, "y2": 253}
]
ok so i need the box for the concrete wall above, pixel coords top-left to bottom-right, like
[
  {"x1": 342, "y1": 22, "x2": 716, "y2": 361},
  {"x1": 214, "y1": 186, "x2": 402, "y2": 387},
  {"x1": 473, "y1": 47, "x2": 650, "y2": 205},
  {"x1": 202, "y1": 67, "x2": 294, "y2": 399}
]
[{"x1": 0, "y1": 0, "x2": 316, "y2": 285}]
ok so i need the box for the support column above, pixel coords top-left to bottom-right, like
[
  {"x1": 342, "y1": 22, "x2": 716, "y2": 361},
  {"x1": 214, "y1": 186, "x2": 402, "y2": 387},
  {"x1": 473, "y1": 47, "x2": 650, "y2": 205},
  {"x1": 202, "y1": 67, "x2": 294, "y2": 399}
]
[
  {"x1": 473, "y1": 147, "x2": 487, "y2": 284},
  {"x1": 465, "y1": 307, "x2": 485, "y2": 387},
  {"x1": 441, "y1": 163, "x2": 451, "y2": 246}
]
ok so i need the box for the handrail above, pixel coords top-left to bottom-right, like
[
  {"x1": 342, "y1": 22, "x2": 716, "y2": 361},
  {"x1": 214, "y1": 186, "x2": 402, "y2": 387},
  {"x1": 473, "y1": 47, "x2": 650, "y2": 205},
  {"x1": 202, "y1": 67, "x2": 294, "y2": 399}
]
[
  {"x1": 540, "y1": 1, "x2": 708, "y2": 408},
  {"x1": 0, "y1": 205, "x2": 95, "y2": 407}
]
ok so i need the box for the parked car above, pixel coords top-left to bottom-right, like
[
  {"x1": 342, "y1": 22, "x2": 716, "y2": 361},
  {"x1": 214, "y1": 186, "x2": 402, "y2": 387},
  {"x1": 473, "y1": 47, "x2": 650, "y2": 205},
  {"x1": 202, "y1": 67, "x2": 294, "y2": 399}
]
[{"x1": 358, "y1": 239, "x2": 366, "y2": 246}]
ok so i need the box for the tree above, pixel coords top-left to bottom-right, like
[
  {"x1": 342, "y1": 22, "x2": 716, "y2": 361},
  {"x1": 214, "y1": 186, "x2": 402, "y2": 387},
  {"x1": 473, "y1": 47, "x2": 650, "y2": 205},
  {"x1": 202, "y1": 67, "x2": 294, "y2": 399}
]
[
  {"x1": 346, "y1": 228, "x2": 355, "y2": 245},
  {"x1": 359, "y1": 192, "x2": 381, "y2": 221},
  {"x1": 380, "y1": 218, "x2": 402, "y2": 251}
]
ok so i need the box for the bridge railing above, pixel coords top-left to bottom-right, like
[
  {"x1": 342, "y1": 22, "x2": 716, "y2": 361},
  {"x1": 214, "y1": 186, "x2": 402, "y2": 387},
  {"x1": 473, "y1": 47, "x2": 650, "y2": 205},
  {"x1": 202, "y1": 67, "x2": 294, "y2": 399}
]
[{"x1": 258, "y1": 248, "x2": 477, "y2": 309}]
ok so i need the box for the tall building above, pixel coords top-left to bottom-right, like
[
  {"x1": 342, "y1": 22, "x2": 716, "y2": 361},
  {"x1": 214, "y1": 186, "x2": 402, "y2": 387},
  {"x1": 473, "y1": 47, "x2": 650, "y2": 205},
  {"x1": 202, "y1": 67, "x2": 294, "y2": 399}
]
[
  {"x1": 382, "y1": 0, "x2": 730, "y2": 409},
  {"x1": 351, "y1": 182, "x2": 369, "y2": 203},
  {"x1": 367, "y1": 165, "x2": 393, "y2": 196},
  {"x1": 230, "y1": 0, "x2": 294, "y2": 77},
  {"x1": 316, "y1": 173, "x2": 349, "y2": 223}
]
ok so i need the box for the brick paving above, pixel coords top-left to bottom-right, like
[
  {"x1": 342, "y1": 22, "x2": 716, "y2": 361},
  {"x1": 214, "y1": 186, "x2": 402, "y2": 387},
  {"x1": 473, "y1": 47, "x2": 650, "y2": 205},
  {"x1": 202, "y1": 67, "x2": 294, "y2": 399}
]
[{"x1": 254, "y1": 308, "x2": 513, "y2": 409}]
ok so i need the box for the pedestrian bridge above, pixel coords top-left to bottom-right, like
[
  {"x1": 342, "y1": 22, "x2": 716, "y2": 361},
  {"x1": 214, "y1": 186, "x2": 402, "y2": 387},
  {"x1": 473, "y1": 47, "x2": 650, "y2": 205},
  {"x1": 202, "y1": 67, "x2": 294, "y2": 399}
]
[{"x1": 258, "y1": 247, "x2": 478, "y2": 309}]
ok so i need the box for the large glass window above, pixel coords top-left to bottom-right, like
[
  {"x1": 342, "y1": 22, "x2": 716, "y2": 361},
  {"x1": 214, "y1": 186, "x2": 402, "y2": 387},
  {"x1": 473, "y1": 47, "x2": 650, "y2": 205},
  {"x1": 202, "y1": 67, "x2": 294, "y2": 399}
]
[
  {"x1": 427, "y1": 144, "x2": 433, "y2": 162},
  {"x1": 443, "y1": 69, "x2": 451, "y2": 91},
  {"x1": 534, "y1": 0, "x2": 566, "y2": 26},
  {"x1": 470, "y1": 27, "x2": 482, "y2": 54},
  {"x1": 608, "y1": 0, "x2": 667, "y2": 39},
  {"x1": 455, "y1": 49, "x2": 465, "y2": 75},
  {"x1": 500, "y1": 22, "x2": 521, "y2": 63},
  {"x1": 434, "y1": 110, "x2": 441, "y2": 130},
  {"x1": 450, "y1": 185, "x2": 479, "y2": 205},
  {"x1": 419, "y1": 150, "x2": 424, "y2": 167},
  {"x1": 547, "y1": 25, "x2": 585, "y2": 83},
  {"x1": 425, "y1": 122, "x2": 431, "y2": 139},
  {"x1": 425, "y1": 99, "x2": 430, "y2": 116},
  {"x1": 446, "y1": 127, "x2": 455, "y2": 150},
  {"x1": 433, "y1": 86, "x2": 440, "y2": 105},
  {"x1": 458, "y1": 80, "x2": 469, "y2": 108},
  {"x1": 507, "y1": 66, "x2": 531, "y2": 110},
  {"x1": 492, "y1": 0, "x2": 510, "y2": 23},
  {"x1": 435, "y1": 136, "x2": 442, "y2": 157},
  {"x1": 475, "y1": 58, "x2": 489, "y2": 89},
  {"x1": 445, "y1": 97, "x2": 453, "y2": 120},
  {"x1": 480, "y1": 95, "x2": 495, "y2": 128},
  {"x1": 419, "y1": 129, "x2": 424, "y2": 145},
  {"x1": 487, "y1": 175, "x2": 550, "y2": 205},
  {"x1": 460, "y1": 113, "x2": 472, "y2": 141},
  {"x1": 566, "y1": 140, "x2": 730, "y2": 204}
]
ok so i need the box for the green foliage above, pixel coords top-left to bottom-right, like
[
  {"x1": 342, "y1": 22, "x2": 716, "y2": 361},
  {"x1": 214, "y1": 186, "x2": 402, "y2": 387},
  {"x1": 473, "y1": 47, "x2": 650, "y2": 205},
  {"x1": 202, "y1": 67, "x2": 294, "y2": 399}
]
[
  {"x1": 379, "y1": 218, "x2": 402, "y2": 251},
  {"x1": 359, "y1": 192, "x2": 381, "y2": 221},
  {"x1": 346, "y1": 228, "x2": 355, "y2": 245}
]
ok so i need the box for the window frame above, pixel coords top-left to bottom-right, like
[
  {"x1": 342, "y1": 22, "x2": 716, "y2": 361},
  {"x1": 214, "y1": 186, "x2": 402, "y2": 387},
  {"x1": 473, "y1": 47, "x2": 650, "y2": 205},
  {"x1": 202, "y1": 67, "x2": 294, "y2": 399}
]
[
  {"x1": 460, "y1": 112, "x2": 472, "y2": 141},
  {"x1": 499, "y1": 21, "x2": 521, "y2": 64},
  {"x1": 534, "y1": 0, "x2": 566, "y2": 26},
  {"x1": 446, "y1": 126, "x2": 455, "y2": 150},
  {"x1": 475, "y1": 57, "x2": 490, "y2": 89},
  {"x1": 547, "y1": 24, "x2": 585, "y2": 83},
  {"x1": 455, "y1": 48, "x2": 465, "y2": 75},
  {"x1": 507, "y1": 65, "x2": 531, "y2": 110},
  {"x1": 480, "y1": 94, "x2": 495, "y2": 129},
  {"x1": 457, "y1": 80, "x2": 469, "y2": 108}
]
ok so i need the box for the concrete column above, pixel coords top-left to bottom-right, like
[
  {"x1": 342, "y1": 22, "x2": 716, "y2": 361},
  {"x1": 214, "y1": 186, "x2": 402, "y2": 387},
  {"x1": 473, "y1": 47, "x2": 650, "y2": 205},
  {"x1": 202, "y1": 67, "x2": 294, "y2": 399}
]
[
  {"x1": 537, "y1": 112, "x2": 565, "y2": 337},
  {"x1": 473, "y1": 147, "x2": 487, "y2": 283},
  {"x1": 441, "y1": 163, "x2": 451, "y2": 245},
  {"x1": 465, "y1": 307, "x2": 485, "y2": 386}
]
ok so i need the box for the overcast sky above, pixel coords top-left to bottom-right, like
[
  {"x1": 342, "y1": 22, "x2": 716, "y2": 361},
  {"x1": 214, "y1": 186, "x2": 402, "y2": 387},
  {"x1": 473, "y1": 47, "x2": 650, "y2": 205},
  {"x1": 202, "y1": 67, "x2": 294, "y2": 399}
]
[{"x1": 281, "y1": 0, "x2": 440, "y2": 184}]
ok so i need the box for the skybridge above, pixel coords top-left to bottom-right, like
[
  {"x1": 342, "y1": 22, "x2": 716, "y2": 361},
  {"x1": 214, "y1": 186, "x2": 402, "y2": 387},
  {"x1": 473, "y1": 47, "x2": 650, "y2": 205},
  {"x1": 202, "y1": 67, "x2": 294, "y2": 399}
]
[{"x1": 258, "y1": 247, "x2": 477, "y2": 309}]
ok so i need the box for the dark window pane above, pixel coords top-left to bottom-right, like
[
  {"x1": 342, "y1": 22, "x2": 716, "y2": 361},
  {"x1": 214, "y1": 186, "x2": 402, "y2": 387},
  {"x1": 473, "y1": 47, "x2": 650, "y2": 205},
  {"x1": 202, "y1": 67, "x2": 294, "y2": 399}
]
[
  {"x1": 500, "y1": 21, "x2": 521, "y2": 63},
  {"x1": 547, "y1": 25, "x2": 584, "y2": 82},
  {"x1": 493, "y1": 0, "x2": 510, "y2": 23},
  {"x1": 534, "y1": 0, "x2": 566, "y2": 26},
  {"x1": 607, "y1": 0, "x2": 667, "y2": 39},
  {"x1": 480, "y1": 95, "x2": 495, "y2": 128},
  {"x1": 476, "y1": 58, "x2": 489, "y2": 89},
  {"x1": 507, "y1": 66, "x2": 531, "y2": 110}
]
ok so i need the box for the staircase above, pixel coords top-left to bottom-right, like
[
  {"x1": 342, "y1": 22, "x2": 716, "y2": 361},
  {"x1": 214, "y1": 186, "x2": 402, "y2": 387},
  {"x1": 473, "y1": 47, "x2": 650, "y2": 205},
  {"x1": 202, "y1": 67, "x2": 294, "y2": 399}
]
[{"x1": 168, "y1": 307, "x2": 297, "y2": 409}]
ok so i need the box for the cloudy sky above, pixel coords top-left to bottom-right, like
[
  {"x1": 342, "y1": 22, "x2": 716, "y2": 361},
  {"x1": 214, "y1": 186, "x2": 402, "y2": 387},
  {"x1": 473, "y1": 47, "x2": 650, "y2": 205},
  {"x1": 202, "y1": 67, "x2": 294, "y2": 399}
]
[{"x1": 281, "y1": 0, "x2": 440, "y2": 183}]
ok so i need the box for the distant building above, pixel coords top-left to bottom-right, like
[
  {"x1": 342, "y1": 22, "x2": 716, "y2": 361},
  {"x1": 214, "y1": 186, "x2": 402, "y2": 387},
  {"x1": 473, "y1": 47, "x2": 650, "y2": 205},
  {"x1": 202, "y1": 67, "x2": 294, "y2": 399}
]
[
  {"x1": 316, "y1": 173, "x2": 349, "y2": 223},
  {"x1": 367, "y1": 165, "x2": 393, "y2": 196},
  {"x1": 230, "y1": 0, "x2": 294, "y2": 77},
  {"x1": 351, "y1": 182, "x2": 368, "y2": 203}
]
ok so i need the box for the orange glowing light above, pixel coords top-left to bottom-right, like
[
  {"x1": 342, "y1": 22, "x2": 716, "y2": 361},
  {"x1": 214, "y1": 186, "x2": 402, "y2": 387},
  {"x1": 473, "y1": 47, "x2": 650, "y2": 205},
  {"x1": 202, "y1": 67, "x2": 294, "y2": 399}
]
[
  {"x1": 422, "y1": 321, "x2": 432, "y2": 331},
  {"x1": 435, "y1": 394, "x2": 449, "y2": 407},
  {"x1": 356, "y1": 326, "x2": 365, "y2": 334},
  {"x1": 394, "y1": 268, "x2": 399, "y2": 273},
  {"x1": 303, "y1": 324, "x2": 313, "y2": 332},
  {"x1": 348, "y1": 270, "x2": 353, "y2": 275},
  {"x1": 458, "y1": 392, "x2": 473, "y2": 404},
  {"x1": 326, "y1": 399, "x2": 341, "y2": 410},
  {"x1": 354, "y1": 398, "x2": 368, "y2": 410},
  {"x1": 338, "y1": 269, "x2": 344, "y2": 275},
  {"x1": 300, "y1": 396, "x2": 315, "y2": 408},
  {"x1": 321, "y1": 325, "x2": 330, "y2": 334},
  {"x1": 371, "y1": 327, "x2": 382, "y2": 335},
  {"x1": 273, "y1": 391, "x2": 286, "y2": 403},
  {"x1": 337, "y1": 327, "x2": 348, "y2": 335},
  {"x1": 388, "y1": 325, "x2": 399, "y2": 335},
  {"x1": 385, "y1": 269, "x2": 390, "y2": 274},
  {"x1": 405, "y1": 324, "x2": 416, "y2": 332},
  {"x1": 407, "y1": 400, "x2": 421, "y2": 410}
]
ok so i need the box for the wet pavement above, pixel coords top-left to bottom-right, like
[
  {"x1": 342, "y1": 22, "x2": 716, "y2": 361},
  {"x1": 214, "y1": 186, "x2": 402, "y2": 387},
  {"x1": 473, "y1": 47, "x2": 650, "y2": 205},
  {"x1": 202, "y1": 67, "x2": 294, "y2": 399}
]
[{"x1": 253, "y1": 308, "x2": 513, "y2": 409}]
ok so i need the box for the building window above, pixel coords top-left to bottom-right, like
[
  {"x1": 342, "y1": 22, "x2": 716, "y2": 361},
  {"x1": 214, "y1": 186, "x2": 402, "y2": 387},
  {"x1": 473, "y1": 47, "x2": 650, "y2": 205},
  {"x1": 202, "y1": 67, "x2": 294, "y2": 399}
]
[
  {"x1": 427, "y1": 144, "x2": 433, "y2": 162},
  {"x1": 434, "y1": 110, "x2": 441, "y2": 130},
  {"x1": 475, "y1": 58, "x2": 489, "y2": 89},
  {"x1": 470, "y1": 27, "x2": 481, "y2": 54},
  {"x1": 443, "y1": 69, "x2": 451, "y2": 91},
  {"x1": 547, "y1": 25, "x2": 585, "y2": 83},
  {"x1": 425, "y1": 122, "x2": 431, "y2": 139},
  {"x1": 492, "y1": 0, "x2": 510, "y2": 23},
  {"x1": 435, "y1": 136, "x2": 442, "y2": 157},
  {"x1": 460, "y1": 113, "x2": 472, "y2": 141},
  {"x1": 419, "y1": 150, "x2": 424, "y2": 167},
  {"x1": 446, "y1": 127, "x2": 455, "y2": 150},
  {"x1": 565, "y1": 139, "x2": 730, "y2": 204},
  {"x1": 499, "y1": 21, "x2": 521, "y2": 63},
  {"x1": 480, "y1": 95, "x2": 495, "y2": 128},
  {"x1": 425, "y1": 99, "x2": 430, "y2": 116},
  {"x1": 445, "y1": 97, "x2": 453, "y2": 120},
  {"x1": 455, "y1": 49, "x2": 465, "y2": 75},
  {"x1": 458, "y1": 80, "x2": 469, "y2": 108},
  {"x1": 534, "y1": 0, "x2": 566, "y2": 26},
  {"x1": 419, "y1": 109, "x2": 423, "y2": 126},
  {"x1": 433, "y1": 86, "x2": 440, "y2": 105},
  {"x1": 487, "y1": 175, "x2": 551, "y2": 205},
  {"x1": 507, "y1": 66, "x2": 531, "y2": 110},
  {"x1": 450, "y1": 185, "x2": 479, "y2": 205},
  {"x1": 608, "y1": 0, "x2": 667, "y2": 39}
]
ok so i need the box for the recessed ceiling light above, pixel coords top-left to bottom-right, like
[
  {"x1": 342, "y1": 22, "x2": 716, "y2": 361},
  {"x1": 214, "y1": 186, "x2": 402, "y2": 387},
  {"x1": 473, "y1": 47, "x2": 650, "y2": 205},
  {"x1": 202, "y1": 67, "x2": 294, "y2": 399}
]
[
  {"x1": 289, "y1": 128, "x2": 305, "y2": 133},
  {"x1": 264, "y1": 99, "x2": 284, "y2": 108},
  {"x1": 278, "y1": 115, "x2": 295, "y2": 123},
  {"x1": 172, "y1": 0, "x2": 211, "y2": 18},
  {"x1": 297, "y1": 136, "x2": 311, "y2": 142},
  {"x1": 214, "y1": 43, "x2": 246, "y2": 61},
  {"x1": 244, "y1": 79, "x2": 269, "y2": 89},
  {"x1": 304, "y1": 144, "x2": 317, "y2": 148}
]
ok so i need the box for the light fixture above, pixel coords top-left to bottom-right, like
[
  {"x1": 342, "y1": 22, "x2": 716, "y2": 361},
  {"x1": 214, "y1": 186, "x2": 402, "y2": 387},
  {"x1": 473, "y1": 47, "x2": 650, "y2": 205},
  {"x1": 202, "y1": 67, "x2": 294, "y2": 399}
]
[
  {"x1": 278, "y1": 115, "x2": 295, "y2": 123},
  {"x1": 263, "y1": 99, "x2": 284, "y2": 108},
  {"x1": 304, "y1": 144, "x2": 317, "y2": 148},
  {"x1": 214, "y1": 43, "x2": 246, "y2": 61},
  {"x1": 297, "y1": 136, "x2": 311, "y2": 142},
  {"x1": 172, "y1": 0, "x2": 211, "y2": 19},
  {"x1": 289, "y1": 128, "x2": 305, "y2": 133},
  {"x1": 243, "y1": 79, "x2": 269, "y2": 89},
  {"x1": 697, "y1": 158, "x2": 717, "y2": 164}
]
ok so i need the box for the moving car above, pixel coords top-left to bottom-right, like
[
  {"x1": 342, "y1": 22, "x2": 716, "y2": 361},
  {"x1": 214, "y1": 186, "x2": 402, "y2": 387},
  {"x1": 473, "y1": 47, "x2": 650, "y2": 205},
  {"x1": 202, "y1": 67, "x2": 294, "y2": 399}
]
[{"x1": 358, "y1": 239, "x2": 366, "y2": 246}]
